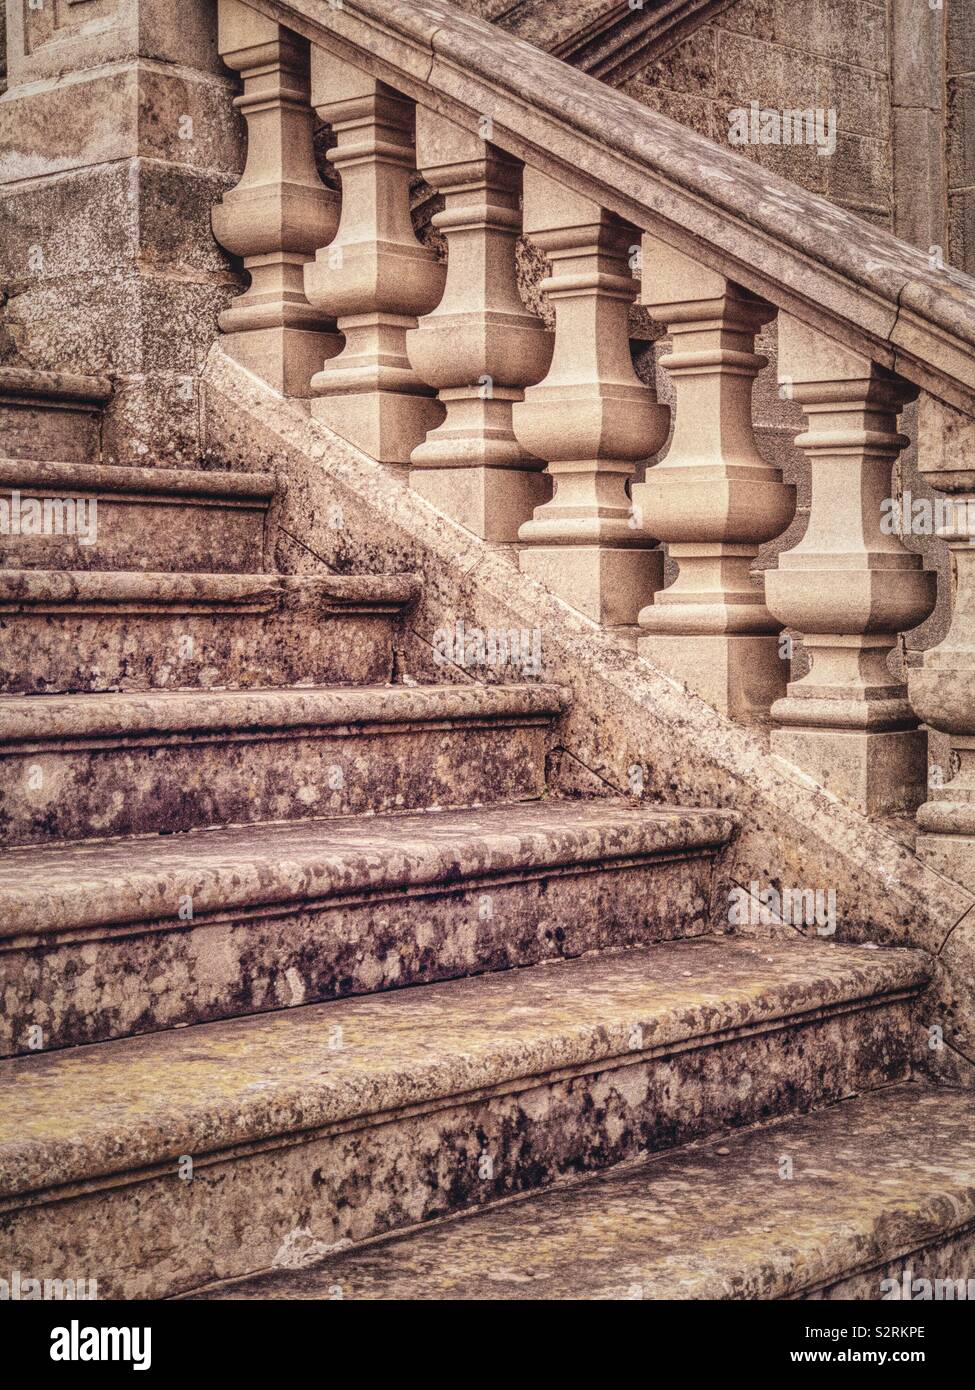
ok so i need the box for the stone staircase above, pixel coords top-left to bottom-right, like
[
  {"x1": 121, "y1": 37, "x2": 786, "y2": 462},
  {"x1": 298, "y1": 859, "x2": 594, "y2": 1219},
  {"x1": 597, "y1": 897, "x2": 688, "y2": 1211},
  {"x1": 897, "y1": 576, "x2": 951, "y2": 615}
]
[{"x1": 2, "y1": 371, "x2": 972, "y2": 1301}]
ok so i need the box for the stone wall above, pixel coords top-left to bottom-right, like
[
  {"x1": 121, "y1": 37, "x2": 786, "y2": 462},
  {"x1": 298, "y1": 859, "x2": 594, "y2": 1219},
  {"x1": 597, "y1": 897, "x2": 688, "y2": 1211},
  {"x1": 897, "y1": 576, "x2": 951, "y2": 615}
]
[
  {"x1": 0, "y1": 0, "x2": 246, "y2": 466},
  {"x1": 948, "y1": 0, "x2": 975, "y2": 273},
  {"x1": 621, "y1": 0, "x2": 892, "y2": 227}
]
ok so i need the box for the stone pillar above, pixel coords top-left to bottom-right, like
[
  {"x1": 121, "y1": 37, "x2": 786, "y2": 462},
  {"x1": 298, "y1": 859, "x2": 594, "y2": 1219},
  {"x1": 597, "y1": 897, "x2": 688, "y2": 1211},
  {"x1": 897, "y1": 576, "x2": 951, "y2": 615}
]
[
  {"x1": 766, "y1": 314, "x2": 936, "y2": 815},
  {"x1": 406, "y1": 109, "x2": 553, "y2": 541},
  {"x1": 211, "y1": 0, "x2": 340, "y2": 397},
  {"x1": 0, "y1": 0, "x2": 247, "y2": 466},
  {"x1": 514, "y1": 172, "x2": 668, "y2": 627},
  {"x1": 302, "y1": 52, "x2": 445, "y2": 471},
  {"x1": 632, "y1": 236, "x2": 794, "y2": 717},
  {"x1": 909, "y1": 398, "x2": 975, "y2": 883}
]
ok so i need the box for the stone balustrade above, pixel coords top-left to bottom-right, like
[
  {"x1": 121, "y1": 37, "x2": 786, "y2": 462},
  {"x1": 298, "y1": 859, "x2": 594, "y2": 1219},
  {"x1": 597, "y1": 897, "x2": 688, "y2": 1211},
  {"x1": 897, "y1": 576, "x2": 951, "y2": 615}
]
[
  {"x1": 209, "y1": 0, "x2": 975, "y2": 869},
  {"x1": 211, "y1": 0, "x2": 340, "y2": 397}
]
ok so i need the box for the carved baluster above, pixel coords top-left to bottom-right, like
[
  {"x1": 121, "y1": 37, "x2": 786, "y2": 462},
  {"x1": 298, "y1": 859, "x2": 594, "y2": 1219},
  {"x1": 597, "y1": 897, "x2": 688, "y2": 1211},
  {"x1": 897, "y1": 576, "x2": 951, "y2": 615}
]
[
  {"x1": 303, "y1": 53, "x2": 445, "y2": 471},
  {"x1": 211, "y1": 0, "x2": 340, "y2": 396},
  {"x1": 632, "y1": 235, "x2": 794, "y2": 717},
  {"x1": 909, "y1": 400, "x2": 975, "y2": 883},
  {"x1": 766, "y1": 314, "x2": 936, "y2": 815},
  {"x1": 514, "y1": 173, "x2": 669, "y2": 628},
  {"x1": 407, "y1": 110, "x2": 553, "y2": 541}
]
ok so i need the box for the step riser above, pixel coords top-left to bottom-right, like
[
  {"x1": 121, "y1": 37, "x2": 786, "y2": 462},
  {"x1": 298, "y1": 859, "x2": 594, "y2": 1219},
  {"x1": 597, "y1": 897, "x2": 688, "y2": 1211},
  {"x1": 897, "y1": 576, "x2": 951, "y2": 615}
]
[
  {"x1": 0, "y1": 401, "x2": 100, "y2": 464},
  {"x1": 0, "y1": 994, "x2": 919, "y2": 1299},
  {"x1": 0, "y1": 493, "x2": 267, "y2": 574},
  {"x1": 0, "y1": 610, "x2": 400, "y2": 694},
  {"x1": 0, "y1": 718, "x2": 551, "y2": 845},
  {"x1": 810, "y1": 1226, "x2": 975, "y2": 1301},
  {"x1": 0, "y1": 853, "x2": 714, "y2": 1053}
]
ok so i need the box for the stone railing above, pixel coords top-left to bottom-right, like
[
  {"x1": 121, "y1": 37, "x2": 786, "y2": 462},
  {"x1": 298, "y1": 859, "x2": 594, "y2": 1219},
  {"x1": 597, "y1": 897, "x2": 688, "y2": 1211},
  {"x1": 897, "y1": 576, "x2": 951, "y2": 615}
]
[{"x1": 209, "y1": 0, "x2": 975, "y2": 886}]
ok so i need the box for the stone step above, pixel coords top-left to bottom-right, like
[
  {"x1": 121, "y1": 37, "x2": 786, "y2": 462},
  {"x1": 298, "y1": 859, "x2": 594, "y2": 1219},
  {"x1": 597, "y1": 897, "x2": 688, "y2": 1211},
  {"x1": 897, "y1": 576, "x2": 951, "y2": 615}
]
[
  {"x1": 0, "y1": 367, "x2": 111, "y2": 465},
  {"x1": 0, "y1": 569, "x2": 420, "y2": 694},
  {"x1": 0, "y1": 683, "x2": 567, "y2": 845},
  {"x1": 0, "y1": 936, "x2": 929, "y2": 1299},
  {"x1": 188, "y1": 1083, "x2": 975, "y2": 1302},
  {"x1": 0, "y1": 459, "x2": 276, "y2": 573},
  {"x1": 0, "y1": 800, "x2": 735, "y2": 1053}
]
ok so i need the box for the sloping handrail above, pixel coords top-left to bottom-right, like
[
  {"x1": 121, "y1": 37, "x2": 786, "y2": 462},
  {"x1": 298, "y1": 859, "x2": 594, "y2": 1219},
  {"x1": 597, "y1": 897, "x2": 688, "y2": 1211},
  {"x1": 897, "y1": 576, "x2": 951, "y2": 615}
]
[{"x1": 242, "y1": 0, "x2": 975, "y2": 413}]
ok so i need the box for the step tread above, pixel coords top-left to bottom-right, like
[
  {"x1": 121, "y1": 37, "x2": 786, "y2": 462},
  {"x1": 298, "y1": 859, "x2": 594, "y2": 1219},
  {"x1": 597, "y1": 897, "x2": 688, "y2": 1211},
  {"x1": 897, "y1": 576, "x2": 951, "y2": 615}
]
[
  {"x1": 187, "y1": 1084, "x2": 975, "y2": 1301},
  {"x1": 0, "y1": 682, "x2": 567, "y2": 743},
  {"x1": 0, "y1": 937, "x2": 929, "y2": 1200},
  {"x1": 0, "y1": 458, "x2": 276, "y2": 500},
  {"x1": 0, "y1": 568, "x2": 421, "y2": 611},
  {"x1": 0, "y1": 800, "x2": 738, "y2": 938}
]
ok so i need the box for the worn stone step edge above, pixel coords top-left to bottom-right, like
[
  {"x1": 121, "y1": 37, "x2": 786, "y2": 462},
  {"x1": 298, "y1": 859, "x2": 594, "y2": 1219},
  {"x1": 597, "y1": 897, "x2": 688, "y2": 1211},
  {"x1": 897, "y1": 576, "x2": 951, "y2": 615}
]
[
  {"x1": 0, "y1": 682, "x2": 567, "y2": 748},
  {"x1": 0, "y1": 367, "x2": 112, "y2": 407},
  {"x1": 0, "y1": 458, "x2": 276, "y2": 504},
  {"x1": 0, "y1": 938, "x2": 931, "y2": 1202},
  {"x1": 184, "y1": 1084, "x2": 974, "y2": 1302},
  {"x1": 0, "y1": 800, "x2": 738, "y2": 941},
  {"x1": 0, "y1": 569, "x2": 422, "y2": 615}
]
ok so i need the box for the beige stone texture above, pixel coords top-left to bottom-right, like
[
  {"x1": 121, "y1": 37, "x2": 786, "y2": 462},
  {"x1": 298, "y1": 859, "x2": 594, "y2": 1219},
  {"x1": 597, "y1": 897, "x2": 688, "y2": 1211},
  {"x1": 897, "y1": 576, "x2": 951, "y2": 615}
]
[
  {"x1": 6, "y1": 0, "x2": 975, "y2": 1305},
  {"x1": 515, "y1": 171, "x2": 667, "y2": 624},
  {"x1": 210, "y1": 1, "x2": 340, "y2": 397},
  {"x1": 767, "y1": 314, "x2": 937, "y2": 814},
  {"x1": 303, "y1": 52, "x2": 446, "y2": 464},
  {"x1": 203, "y1": 351, "x2": 975, "y2": 1082},
  {"x1": 407, "y1": 109, "x2": 552, "y2": 539},
  {"x1": 633, "y1": 235, "x2": 793, "y2": 718},
  {"x1": 0, "y1": 0, "x2": 247, "y2": 465}
]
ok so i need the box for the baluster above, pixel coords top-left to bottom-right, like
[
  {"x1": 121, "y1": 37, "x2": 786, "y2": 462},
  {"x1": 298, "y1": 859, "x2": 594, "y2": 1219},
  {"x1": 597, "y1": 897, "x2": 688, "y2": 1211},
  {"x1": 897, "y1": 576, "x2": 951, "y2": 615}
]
[
  {"x1": 303, "y1": 52, "x2": 446, "y2": 471},
  {"x1": 211, "y1": 0, "x2": 340, "y2": 396},
  {"x1": 407, "y1": 110, "x2": 553, "y2": 541},
  {"x1": 632, "y1": 235, "x2": 794, "y2": 716},
  {"x1": 514, "y1": 173, "x2": 669, "y2": 627},
  {"x1": 909, "y1": 400, "x2": 975, "y2": 883},
  {"x1": 766, "y1": 314, "x2": 936, "y2": 815}
]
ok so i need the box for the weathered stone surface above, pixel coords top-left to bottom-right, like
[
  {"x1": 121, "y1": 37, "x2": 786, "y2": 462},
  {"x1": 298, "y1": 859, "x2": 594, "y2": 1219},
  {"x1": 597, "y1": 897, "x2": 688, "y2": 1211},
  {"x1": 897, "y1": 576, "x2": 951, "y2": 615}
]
[
  {"x1": 202, "y1": 354, "x2": 975, "y2": 1078},
  {"x1": 0, "y1": 937, "x2": 928, "y2": 1297},
  {"x1": 0, "y1": 684, "x2": 565, "y2": 844},
  {"x1": 0, "y1": 459, "x2": 274, "y2": 573},
  {"x1": 193, "y1": 1084, "x2": 975, "y2": 1301},
  {"x1": 0, "y1": 801, "x2": 733, "y2": 1053},
  {"x1": 0, "y1": 570, "x2": 419, "y2": 694}
]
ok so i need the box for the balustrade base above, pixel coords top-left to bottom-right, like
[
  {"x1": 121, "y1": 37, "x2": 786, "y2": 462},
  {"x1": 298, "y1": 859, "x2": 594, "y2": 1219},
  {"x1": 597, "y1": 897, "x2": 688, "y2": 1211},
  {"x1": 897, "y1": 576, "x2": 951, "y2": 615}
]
[
  {"x1": 221, "y1": 327, "x2": 342, "y2": 400},
  {"x1": 915, "y1": 832, "x2": 975, "y2": 889},
  {"x1": 770, "y1": 726, "x2": 928, "y2": 816},
  {"x1": 521, "y1": 546, "x2": 663, "y2": 627},
  {"x1": 638, "y1": 633, "x2": 786, "y2": 721},
  {"x1": 412, "y1": 466, "x2": 550, "y2": 543},
  {"x1": 312, "y1": 391, "x2": 444, "y2": 470}
]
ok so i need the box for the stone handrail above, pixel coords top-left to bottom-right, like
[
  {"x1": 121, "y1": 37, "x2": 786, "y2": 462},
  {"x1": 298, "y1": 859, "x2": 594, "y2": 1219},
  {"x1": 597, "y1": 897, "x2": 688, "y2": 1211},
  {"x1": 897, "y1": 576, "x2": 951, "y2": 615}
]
[
  {"x1": 210, "y1": 0, "x2": 975, "y2": 891},
  {"x1": 245, "y1": 0, "x2": 975, "y2": 412}
]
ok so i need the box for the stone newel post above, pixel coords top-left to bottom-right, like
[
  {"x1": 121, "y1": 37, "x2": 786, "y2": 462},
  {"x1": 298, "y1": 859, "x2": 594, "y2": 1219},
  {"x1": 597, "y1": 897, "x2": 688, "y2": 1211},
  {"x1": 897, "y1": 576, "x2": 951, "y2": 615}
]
[
  {"x1": 766, "y1": 314, "x2": 936, "y2": 815},
  {"x1": 632, "y1": 235, "x2": 794, "y2": 718},
  {"x1": 514, "y1": 172, "x2": 669, "y2": 629},
  {"x1": 909, "y1": 401, "x2": 975, "y2": 884},
  {"x1": 303, "y1": 53, "x2": 446, "y2": 471},
  {"x1": 211, "y1": 0, "x2": 340, "y2": 396},
  {"x1": 407, "y1": 109, "x2": 554, "y2": 542}
]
